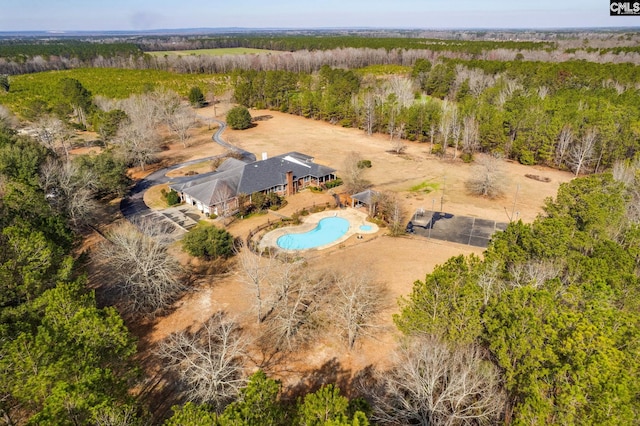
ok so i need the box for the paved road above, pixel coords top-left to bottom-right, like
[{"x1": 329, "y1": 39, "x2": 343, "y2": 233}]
[{"x1": 120, "y1": 117, "x2": 255, "y2": 222}]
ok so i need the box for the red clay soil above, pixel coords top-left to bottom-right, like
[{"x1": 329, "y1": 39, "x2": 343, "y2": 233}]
[{"x1": 91, "y1": 105, "x2": 575, "y2": 400}]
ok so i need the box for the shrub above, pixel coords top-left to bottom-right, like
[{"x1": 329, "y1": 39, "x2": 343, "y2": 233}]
[
  {"x1": 325, "y1": 178, "x2": 343, "y2": 189},
  {"x1": 357, "y1": 159, "x2": 372, "y2": 169},
  {"x1": 226, "y1": 106, "x2": 252, "y2": 130},
  {"x1": 518, "y1": 150, "x2": 536, "y2": 165},
  {"x1": 161, "y1": 188, "x2": 181, "y2": 206},
  {"x1": 431, "y1": 143, "x2": 445, "y2": 156},
  {"x1": 460, "y1": 152, "x2": 474, "y2": 163},
  {"x1": 188, "y1": 86, "x2": 205, "y2": 108},
  {"x1": 182, "y1": 225, "x2": 235, "y2": 260},
  {"x1": 251, "y1": 191, "x2": 284, "y2": 211}
]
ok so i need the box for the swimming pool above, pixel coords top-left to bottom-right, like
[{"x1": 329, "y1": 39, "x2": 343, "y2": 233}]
[{"x1": 277, "y1": 217, "x2": 350, "y2": 250}]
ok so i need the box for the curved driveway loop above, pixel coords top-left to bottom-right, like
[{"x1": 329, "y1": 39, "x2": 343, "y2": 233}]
[{"x1": 119, "y1": 118, "x2": 255, "y2": 232}]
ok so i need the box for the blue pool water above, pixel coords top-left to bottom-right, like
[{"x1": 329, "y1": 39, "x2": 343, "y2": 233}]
[
  {"x1": 277, "y1": 217, "x2": 350, "y2": 250},
  {"x1": 360, "y1": 225, "x2": 372, "y2": 231}
]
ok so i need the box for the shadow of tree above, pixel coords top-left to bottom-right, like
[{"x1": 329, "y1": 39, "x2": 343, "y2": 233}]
[
  {"x1": 281, "y1": 357, "x2": 378, "y2": 402},
  {"x1": 251, "y1": 115, "x2": 274, "y2": 122}
]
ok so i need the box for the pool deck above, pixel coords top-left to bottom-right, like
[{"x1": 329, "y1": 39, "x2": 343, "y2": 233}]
[{"x1": 259, "y1": 208, "x2": 379, "y2": 252}]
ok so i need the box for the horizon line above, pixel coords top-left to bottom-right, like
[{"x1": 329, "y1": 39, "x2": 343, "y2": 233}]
[{"x1": 1, "y1": 25, "x2": 639, "y2": 35}]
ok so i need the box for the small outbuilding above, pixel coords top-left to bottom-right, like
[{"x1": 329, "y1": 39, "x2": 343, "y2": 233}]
[{"x1": 350, "y1": 189, "x2": 380, "y2": 216}]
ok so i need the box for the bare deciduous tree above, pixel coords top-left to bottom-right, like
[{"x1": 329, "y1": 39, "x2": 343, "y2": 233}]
[
  {"x1": 450, "y1": 107, "x2": 461, "y2": 159},
  {"x1": 40, "y1": 157, "x2": 97, "y2": 228},
  {"x1": 375, "y1": 192, "x2": 405, "y2": 236},
  {"x1": 465, "y1": 155, "x2": 506, "y2": 198},
  {"x1": 369, "y1": 336, "x2": 506, "y2": 425},
  {"x1": 92, "y1": 405, "x2": 140, "y2": 426},
  {"x1": 612, "y1": 157, "x2": 640, "y2": 223},
  {"x1": 97, "y1": 219, "x2": 184, "y2": 316},
  {"x1": 238, "y1": 246, "x2": 274, "y2": 323},
  {"x1": 537, "y1": 85, "x2": 549, "y2": 99},
  {"x1": 508, "y1": 259, "x2": 563, "y2": 289},
  {"x1": 168, "y1": 105, "x2": 198, "y2": 148},
  {"x1": 438, "y1": 100, "x2": 455, "y2": 156},
  {"x1": 330, "y1": 270, "x2": 388, "y2": 349},
  {"x1": 386, "y1": 75, "x2": 416, "y2": 108},
  {"x1": 35, "y1": 116, "x2": 74, "y2": 160},
  {"x1": 429, "y1": 122, "x2": 437, "y2": 154},
  {"x1": 118, "y1": 92, "x2": 163, "y2": 127},
  {"x1": 263, "y1": 259, "x2": 330, "y2": 350},
  {"x1": 0, "y1": 105, "x2": 18, "y2": 128},
  {"x1": 115, "y1": 120, "x2": 161, "y2": 171},
  {"x1": 157, "y1": 312, "x2": 247, "y2": 411},
  {"x1": 390, "y1": 132, "x2": 407, "y2": 154},
  {"x1": 153, "y1": 89, "x2": 182, "y2": 123},
  {"x1": 568, "y1": 127, "x2": 598, "y2": 176},
  {"x1": 361, "y1": 91, "x2": 376, "y2": 136},
  {"x1": 386, "y1": 94, "x2": 399, "y2": 142},
  {"x1": 555, "y1": 124, "x2": 573, "y2": 167},
  {"x1": 461, "y1": 115, "x2": 480, "y2": 155},
  {"x1": 341, "y1": 152, "x2": 370, "y2": 194}
]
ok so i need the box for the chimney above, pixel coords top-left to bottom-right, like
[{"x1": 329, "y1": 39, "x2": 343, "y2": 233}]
[
  {"x1": 286, "y1": 171, "x2": 294, "y2": 196},
  {"x1": 262, "y1": 152, "x2": 268, "y2": 160}
]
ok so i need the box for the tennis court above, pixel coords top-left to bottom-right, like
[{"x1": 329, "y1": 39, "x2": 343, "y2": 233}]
[{"x1": 406, "y1": 210, "x2": 508, "y2": 248}]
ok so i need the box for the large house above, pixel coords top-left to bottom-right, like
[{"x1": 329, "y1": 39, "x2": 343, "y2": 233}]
[{"x1": 170, "y1": 152, "x2": 337, "y2": 216}]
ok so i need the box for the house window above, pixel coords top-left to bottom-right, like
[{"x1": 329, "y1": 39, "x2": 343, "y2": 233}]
[{"x1": 304, "y1": 176, "x2": 310, "y2": 183}]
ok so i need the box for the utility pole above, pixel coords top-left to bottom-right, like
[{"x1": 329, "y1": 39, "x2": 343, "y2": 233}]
[
  {"x1": 511, "y1": 183, "x2": 520, "y2": 222},
  {"x1": 429, "y1": 198, "x2": 435, "y2": 239},
  {"x1": 440, "y1": 176, "x2": 446, "y2": 213}
]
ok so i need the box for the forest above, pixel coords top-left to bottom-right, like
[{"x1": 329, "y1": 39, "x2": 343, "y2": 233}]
[{"x1": 0, "y1": 31, "x2": 639, "y2": 425}]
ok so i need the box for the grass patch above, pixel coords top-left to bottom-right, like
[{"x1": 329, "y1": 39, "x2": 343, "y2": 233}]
[
  {"x1": 355, "y1": 64, "x2": 412, "y2": 76},
  {"x1": 146, "y1": 48, "x2": 277, "y2": 57},
  {"x1": 166, "y1": 161, "x2": 213, "y2": 177},
  {"x1": 409, "y1": 180, "x2": 439, "y2": 193},
  {"x1": 144, "y1": 184, "x2": 171, "y2": 209}
]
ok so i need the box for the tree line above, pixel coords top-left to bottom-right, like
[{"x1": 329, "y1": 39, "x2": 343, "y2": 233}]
[
  {"x1": 0, "y1": 40, "x2": 142, "y2": 62},
  {"x1": 3, "y1": 56, "x2": 639, "y2": 176},
  {"x1": 0, "y1": 98, "x2": 380, "y2": 424},
  {"x1": 394, "y1": 171, "x2": 640, "y2": 424},
  {"x1": 3, "y1": 32, "x2": 640, "y2": 76},
  {"x1": 0, "y1": 109, "x2": 139, "y2": 424},
  {"x1": 138, "y1": 35, "x2": 556, "y2": 54},
  {"x1": 229, "y1": 58, "x2": 640, "y2": 174}
]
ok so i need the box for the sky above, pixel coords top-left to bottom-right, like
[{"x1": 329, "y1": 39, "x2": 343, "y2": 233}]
[{"x1": 1, "y1": 0, "x2": 638, "y2": 32}]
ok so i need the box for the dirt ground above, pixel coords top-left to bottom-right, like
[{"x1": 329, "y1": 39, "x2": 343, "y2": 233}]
[{"x1": 125, "y1": 105, "x2": 574, "y2": 393}]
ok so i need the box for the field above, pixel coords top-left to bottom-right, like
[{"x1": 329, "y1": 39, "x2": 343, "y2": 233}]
[
  {"x1": 146, "y1": 47, "x2": 278, "y2": 56},
  {"x1": 2, "y1": 69, "x2": 228, "y2": 115},
  {"x1": 133, "y1": 104, "x2": 574, "y2": 391}
]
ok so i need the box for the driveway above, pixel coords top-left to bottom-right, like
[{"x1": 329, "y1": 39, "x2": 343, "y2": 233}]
[{"x1": 120, "y1": 118, "x2": 254, "y2": 231}]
